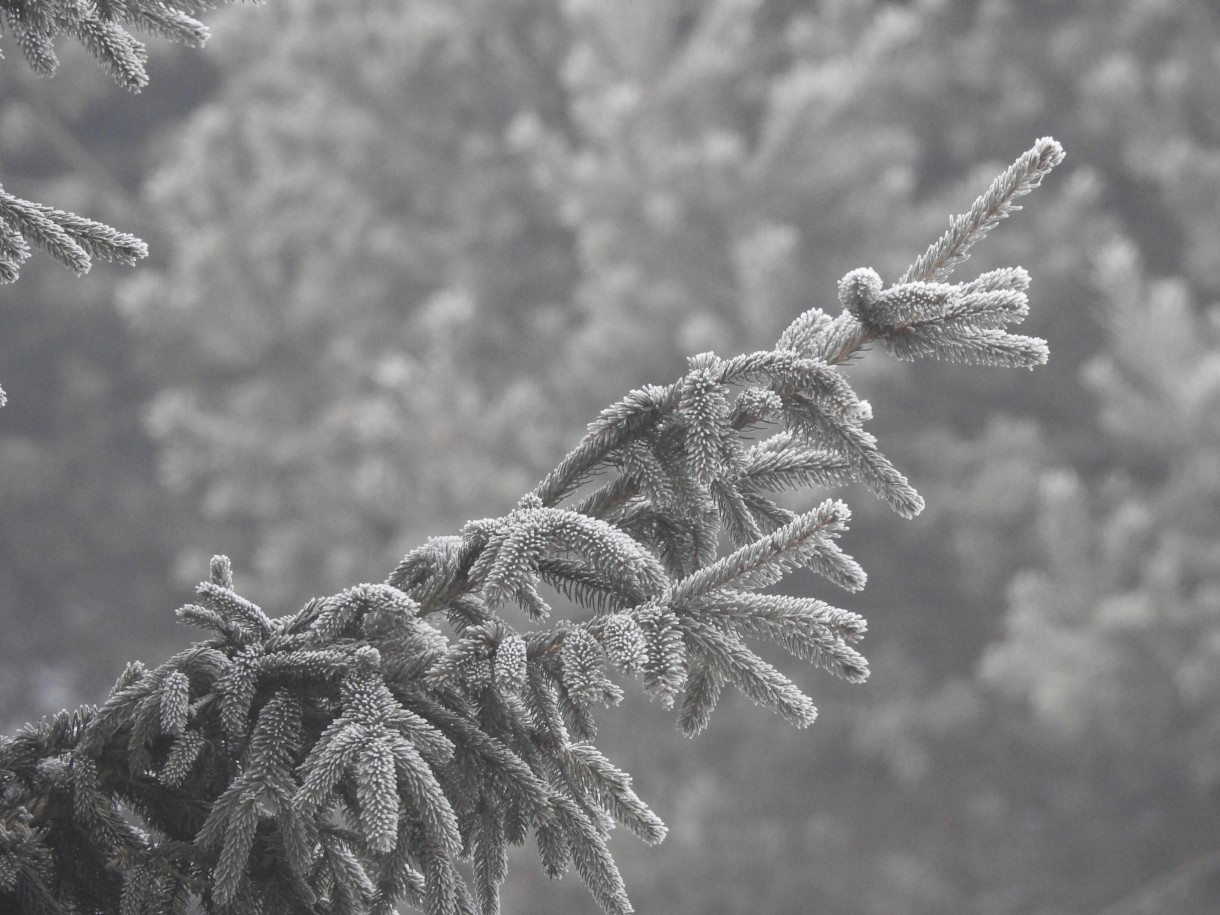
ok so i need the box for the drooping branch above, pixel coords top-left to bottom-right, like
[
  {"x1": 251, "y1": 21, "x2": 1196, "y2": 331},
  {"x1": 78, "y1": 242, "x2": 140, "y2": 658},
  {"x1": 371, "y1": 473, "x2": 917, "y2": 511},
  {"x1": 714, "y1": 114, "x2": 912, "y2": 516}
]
[{"x1": 0, "y1": 138, "x2": 1063, "y2": 915}]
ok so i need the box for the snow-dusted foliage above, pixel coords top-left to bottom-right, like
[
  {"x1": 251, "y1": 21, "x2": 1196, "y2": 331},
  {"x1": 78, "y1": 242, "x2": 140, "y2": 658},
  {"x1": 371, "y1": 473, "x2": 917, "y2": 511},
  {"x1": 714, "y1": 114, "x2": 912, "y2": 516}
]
[{"x1": 0, "y1": 139, "x2": 1062, "y2": 914}]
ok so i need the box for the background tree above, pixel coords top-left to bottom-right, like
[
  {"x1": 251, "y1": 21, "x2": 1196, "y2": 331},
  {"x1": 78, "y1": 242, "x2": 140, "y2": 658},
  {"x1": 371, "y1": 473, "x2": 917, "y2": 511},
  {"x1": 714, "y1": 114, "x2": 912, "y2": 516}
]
[{"x1": 968, "y1": 239, "x2": 1220, "y2": 913}]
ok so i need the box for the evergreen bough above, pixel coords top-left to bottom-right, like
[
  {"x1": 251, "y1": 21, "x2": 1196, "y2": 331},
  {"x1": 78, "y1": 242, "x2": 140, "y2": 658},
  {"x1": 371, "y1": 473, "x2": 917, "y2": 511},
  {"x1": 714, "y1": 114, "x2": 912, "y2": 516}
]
[
  {"x1": 0, "y1": 0, "x2": 249, "y2": 283},
  {"x1": 0, "y1": 138, "x2": 1064, "y2": 915}
]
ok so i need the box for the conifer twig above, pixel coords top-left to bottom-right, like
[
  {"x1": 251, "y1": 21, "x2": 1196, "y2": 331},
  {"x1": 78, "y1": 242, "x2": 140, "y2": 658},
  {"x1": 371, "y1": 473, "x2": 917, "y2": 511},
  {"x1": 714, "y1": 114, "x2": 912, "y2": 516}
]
[{"x1": 900, "y1": 137, "x2": 1065, "y2": 284}]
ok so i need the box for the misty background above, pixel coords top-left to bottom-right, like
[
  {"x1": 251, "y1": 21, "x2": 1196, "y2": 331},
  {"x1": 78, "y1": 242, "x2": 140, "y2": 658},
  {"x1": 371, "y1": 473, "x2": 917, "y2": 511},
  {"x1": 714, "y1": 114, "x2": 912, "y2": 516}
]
[{"x1": 2, "y1": 0, "x2": 1219, "y2": 912}]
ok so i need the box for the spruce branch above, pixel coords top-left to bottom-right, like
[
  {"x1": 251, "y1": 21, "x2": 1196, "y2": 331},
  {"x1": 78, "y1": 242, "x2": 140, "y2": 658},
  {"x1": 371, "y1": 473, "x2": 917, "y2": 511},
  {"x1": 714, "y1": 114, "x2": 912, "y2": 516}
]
[
  {"x1": 0, "y1": 139, "x2": 1063, "y2": 915},
  {"x1": 0, "y1": 182, "x2": 145, "y2": 282},
  {"x1": 0, "y1": 0, "x2": 253, "y2": 288},
  {"x1": 0, "y1": 0, "x2": 244, "y2": 90}
]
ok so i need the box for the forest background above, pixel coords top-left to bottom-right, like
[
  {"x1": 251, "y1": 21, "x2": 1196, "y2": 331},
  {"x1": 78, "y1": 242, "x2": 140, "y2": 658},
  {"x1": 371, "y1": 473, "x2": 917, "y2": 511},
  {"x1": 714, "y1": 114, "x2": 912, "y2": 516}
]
[{"x1": 2, "y1": 0, "x2": 1219, "y2": 912}]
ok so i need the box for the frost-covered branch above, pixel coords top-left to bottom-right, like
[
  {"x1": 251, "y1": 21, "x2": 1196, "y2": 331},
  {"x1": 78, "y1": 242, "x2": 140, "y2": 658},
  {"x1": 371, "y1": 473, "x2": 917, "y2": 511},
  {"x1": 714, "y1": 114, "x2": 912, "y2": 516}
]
[
  {"x1": 0, "y1": 0, "x2": 255, "y2": 285},
  {"x1": 0, "y1": 138, "x2": 1063, "y2": 915}
]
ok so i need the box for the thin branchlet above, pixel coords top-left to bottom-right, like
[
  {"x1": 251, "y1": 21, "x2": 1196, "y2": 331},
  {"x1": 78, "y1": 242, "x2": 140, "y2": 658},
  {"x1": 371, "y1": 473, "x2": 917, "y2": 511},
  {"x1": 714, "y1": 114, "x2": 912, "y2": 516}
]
[{"x1": 899, "y1": 137, "x2": 1066, "y2": 284}]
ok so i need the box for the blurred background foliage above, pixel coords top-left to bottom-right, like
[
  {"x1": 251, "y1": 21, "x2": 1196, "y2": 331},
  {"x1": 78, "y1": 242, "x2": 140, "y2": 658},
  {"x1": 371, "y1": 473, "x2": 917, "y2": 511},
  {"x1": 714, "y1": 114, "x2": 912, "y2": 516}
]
[{"x1": 3, "y1": 0, "x2": 1220, "y2": 912}]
